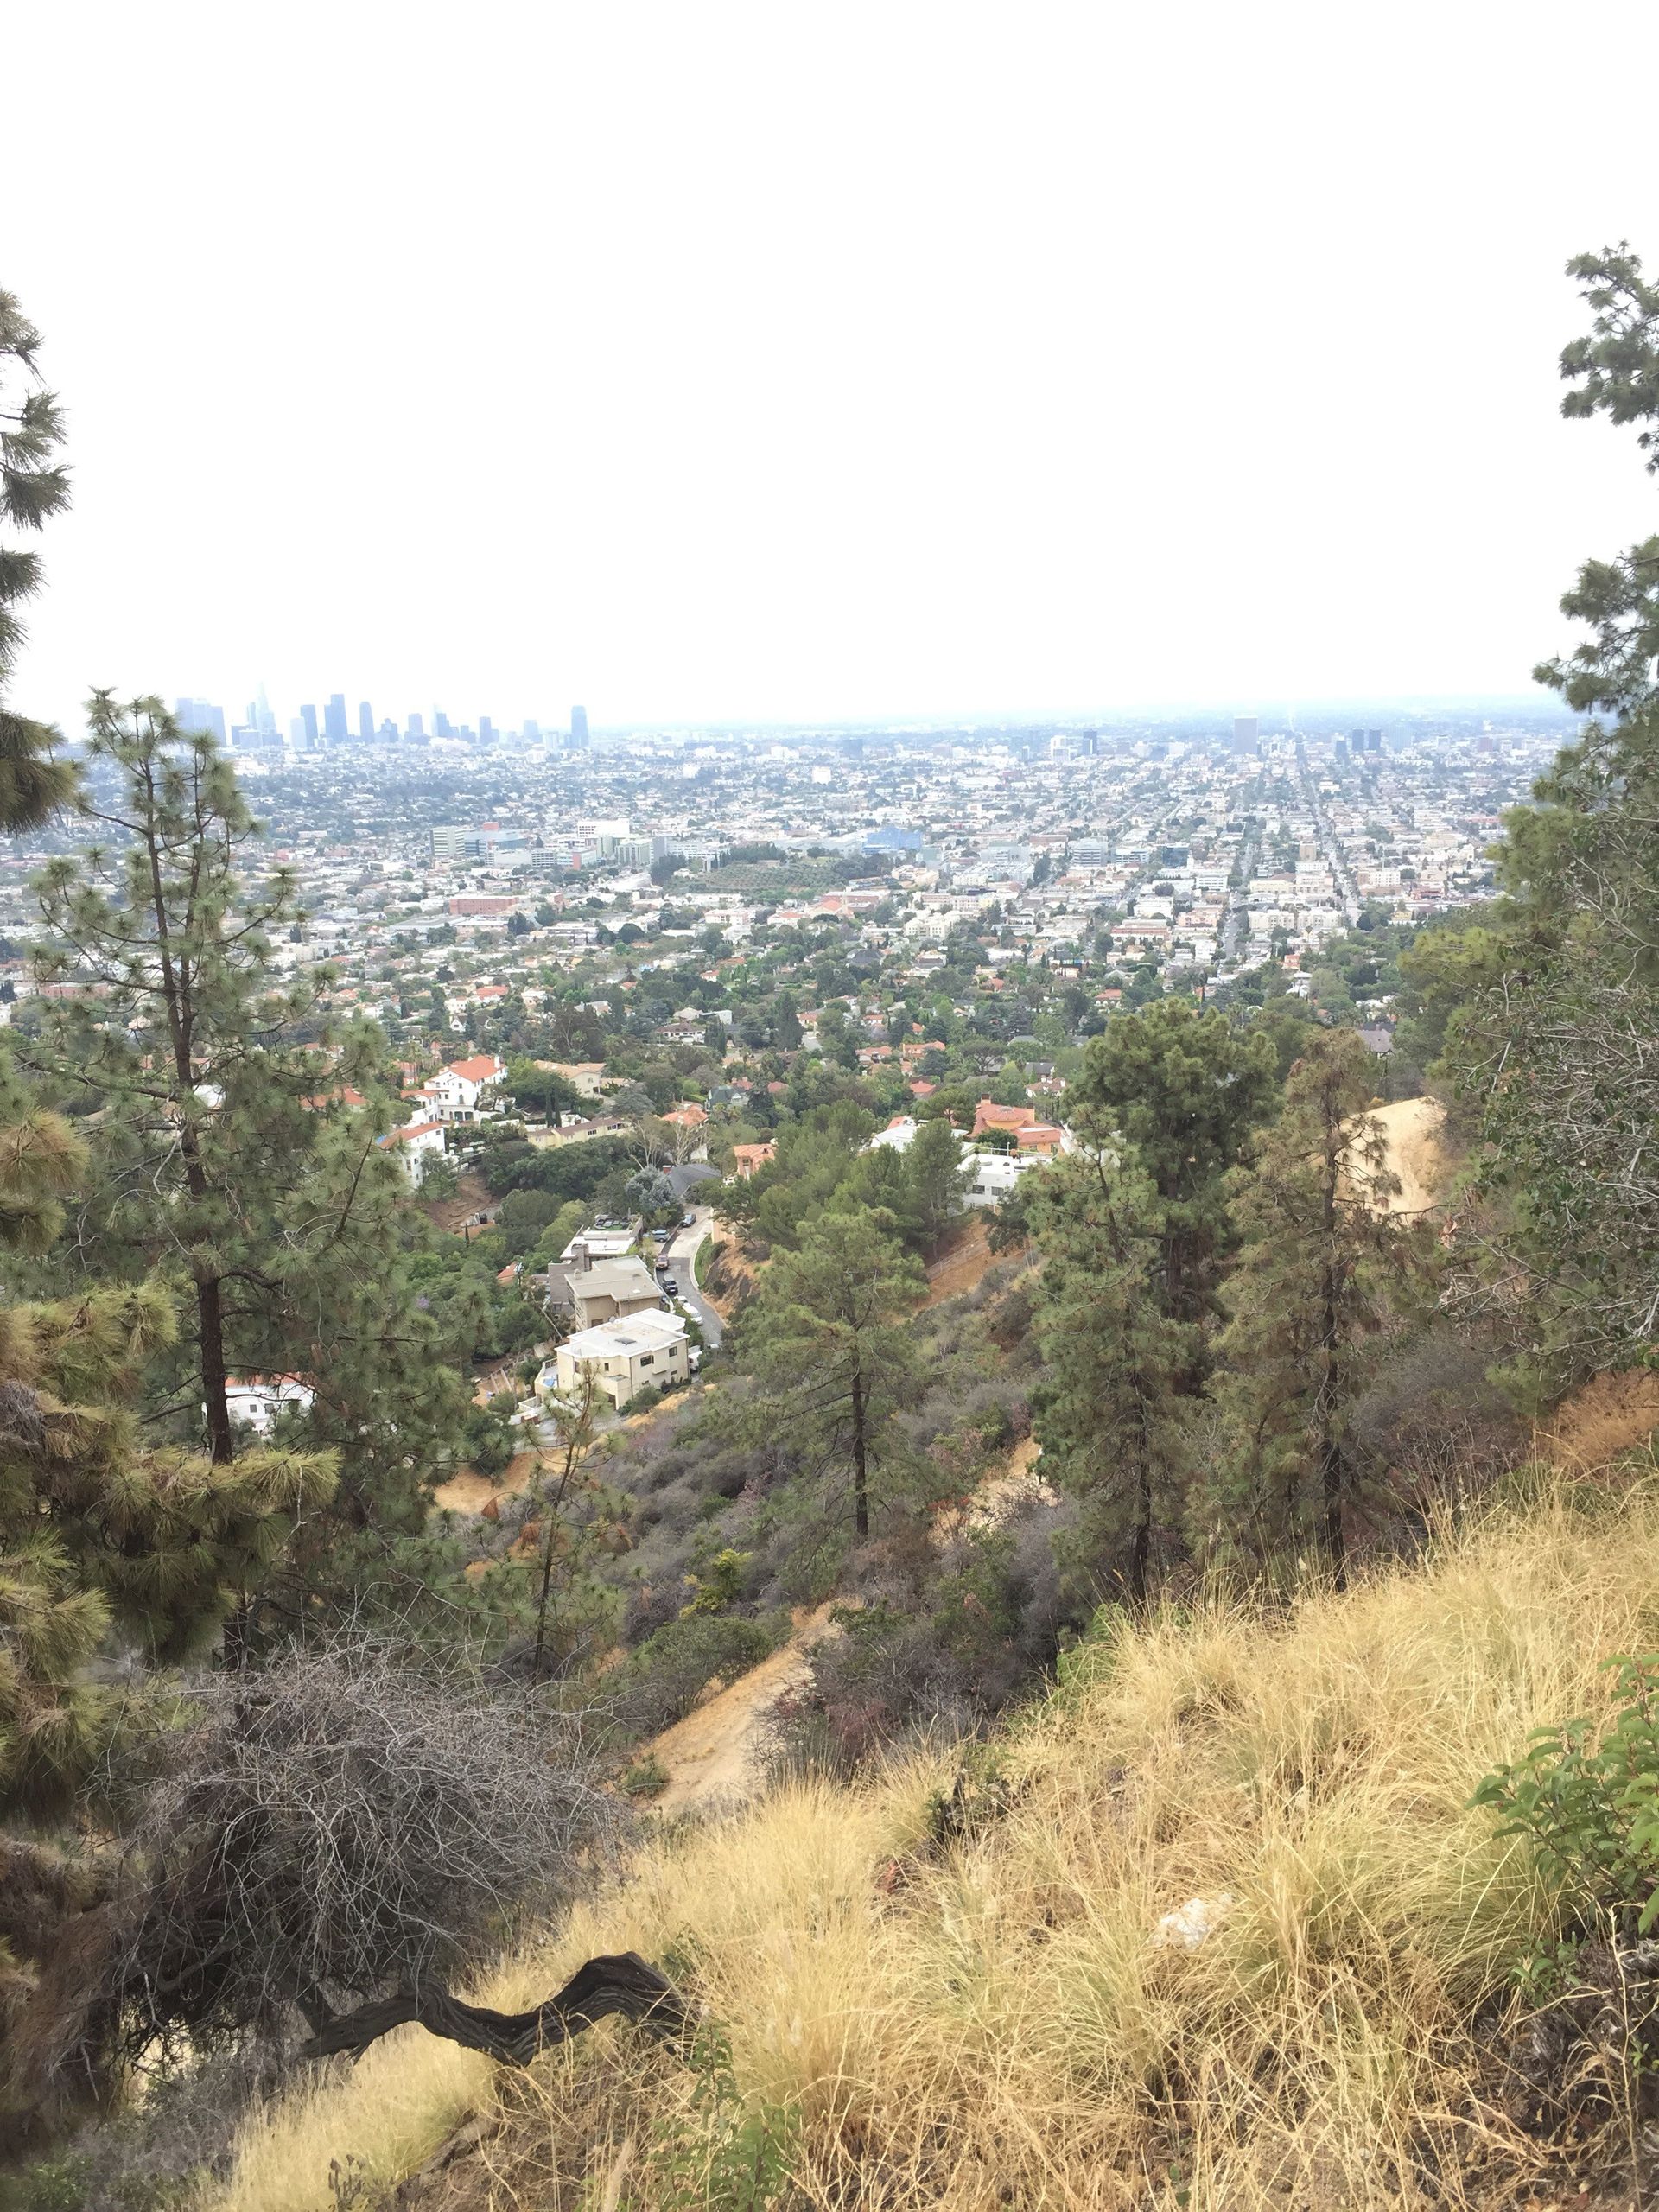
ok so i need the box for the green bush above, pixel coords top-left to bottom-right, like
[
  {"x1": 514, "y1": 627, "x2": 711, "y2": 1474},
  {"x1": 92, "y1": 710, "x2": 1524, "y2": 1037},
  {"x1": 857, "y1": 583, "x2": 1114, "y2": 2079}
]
[
  {"x1": 617, "y1": 1610, "x2": 790, "y2": 1738},
  {"x1": 1471, "y1": 1652, "x2": 1659, "y2": 1930}
]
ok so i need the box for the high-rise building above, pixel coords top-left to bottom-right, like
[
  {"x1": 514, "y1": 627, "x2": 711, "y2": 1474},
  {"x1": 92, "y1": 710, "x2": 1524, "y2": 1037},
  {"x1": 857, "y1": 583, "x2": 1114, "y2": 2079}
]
[
  {"x1": 1232, "y1": 715, "x2": 1260, "y2": 755},
  {"x1": 254, "y1": 681, "x2": 276, "y2": 735},
  {"x1": 358, "y1": 700, "x2": 374, "y2": 741},
  {"x1": 300, "y1": 703, "x2": 319, "y2": 747},
  {"x1": 479, "y1": 716, "x2": 496, "y2": 743},
  {"x1": 406, "y1": 712, "x2": 425, "y2": 738},
  {"x1": 433, "y1": 709, "x2": 454, "y2": 738},
  {"x1": 175, "y1": 697, "x2": 226, "y2": 741},
  {"x1": 523, "y1": 719, "x2": 541, "y2": 740},
  {"x1": 570, "y1": 704, "x2": 589, "y2": 747},
  {"x1": 324, "y1": 693, "x2": 347, "y2": 744}
]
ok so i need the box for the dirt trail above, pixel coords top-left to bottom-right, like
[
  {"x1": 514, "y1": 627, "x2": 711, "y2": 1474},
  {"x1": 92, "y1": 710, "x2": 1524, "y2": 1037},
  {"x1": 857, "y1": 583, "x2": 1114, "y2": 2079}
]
[
  {"x1": 646, "y1": 1605, "x2": 840, "y2": 1817},
  {"x1": 1364, "y1": 1096, "x2": 1452, "y2": 1217},
  {"x1": 642, "y1": 1436, "x2": 1052, "y2": 1817}
]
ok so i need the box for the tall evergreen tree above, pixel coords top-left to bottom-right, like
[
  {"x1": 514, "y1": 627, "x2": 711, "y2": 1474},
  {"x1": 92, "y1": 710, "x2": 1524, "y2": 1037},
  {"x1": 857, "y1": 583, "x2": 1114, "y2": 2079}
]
[
  {"x1": 0, "y1": 290, "x2": 76, "y2": 830},
  {"x1": 734, "y1": 1207, "x2": 925, "y2": 1539},
  {"x1": 1202, "y1": 1030, "x2": 1433, "y2": 1586},
  {"x1": 1421, "y1": 245, "x2": 1659, "y2": 1377},
  {"x1": 1065, "y1": 1001, "x2": 1275, "y2": 1325},
  {"x1": 1027, "y1": 1147, "x2": 1195, "y2": 1604},
  {"x1": 26, "y1": 700, "x2": 467, "y2": 1633}
]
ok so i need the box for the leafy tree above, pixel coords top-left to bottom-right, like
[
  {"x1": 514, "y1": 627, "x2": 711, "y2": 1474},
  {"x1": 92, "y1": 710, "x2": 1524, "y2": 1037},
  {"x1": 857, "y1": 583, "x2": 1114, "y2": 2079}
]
[
  {"x1": 626, "y1": 1165, "x2": 677, "y2": 1215},
  {"x1": 734, "y1": 1209, "x2": 925, "y2": 1539},
  {"x1": 504, "y1": 1058, "x2": 583, "y2": 1121},
  {"x1": 1203, "y1": 1030, "x2": 1434, "y2": 1586}
]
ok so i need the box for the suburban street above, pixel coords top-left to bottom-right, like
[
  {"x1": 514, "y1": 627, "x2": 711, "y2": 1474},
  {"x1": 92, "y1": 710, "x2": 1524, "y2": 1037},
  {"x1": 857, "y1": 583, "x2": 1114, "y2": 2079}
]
[{"x1": 664, "y1": 1198, "x2": 724, "y2": 1350}]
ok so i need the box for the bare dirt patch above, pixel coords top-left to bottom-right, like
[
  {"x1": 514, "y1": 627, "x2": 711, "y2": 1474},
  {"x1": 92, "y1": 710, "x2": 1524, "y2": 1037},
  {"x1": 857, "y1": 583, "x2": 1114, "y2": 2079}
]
[
  {"x1": 431, "y1": 1449, "x2": 539, "y2": 1516},
  {"x1": 423, "y1": 1170, "x2": 495, "y2": 1236},
  {"x1": 1541, "y1": 1370, "x2": 1659, "y2": 1472},
  {"x1": 1364, "y1": 1096, "x2": 1454, "y2": 1217},
  {"x1": 922, "y1": 1217, "x2": 995, "y2": 1306}
]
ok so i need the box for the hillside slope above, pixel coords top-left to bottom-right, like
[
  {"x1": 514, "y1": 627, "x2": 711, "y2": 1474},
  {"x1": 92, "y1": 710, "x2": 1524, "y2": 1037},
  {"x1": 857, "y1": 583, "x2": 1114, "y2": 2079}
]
[{"x1": 216, "y1": 1462, "x2": 1659, "y2": 2212}]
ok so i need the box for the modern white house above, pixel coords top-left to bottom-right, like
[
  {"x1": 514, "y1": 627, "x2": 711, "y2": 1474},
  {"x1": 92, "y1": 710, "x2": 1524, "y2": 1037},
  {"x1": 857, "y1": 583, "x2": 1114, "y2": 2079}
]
[
  {"x1": 963, "y1": 1150, "x2": 1056, "y2": 1209},
  {"x1": 224, "y1": 1374, "x2": 315, "y2": 1433},
  {"x1": 541, "y1": 1309, "x2": 690, "y2": 1409},
  {"x1": 560, "y1": 1228, "x2": 635, "y2": 1268}
]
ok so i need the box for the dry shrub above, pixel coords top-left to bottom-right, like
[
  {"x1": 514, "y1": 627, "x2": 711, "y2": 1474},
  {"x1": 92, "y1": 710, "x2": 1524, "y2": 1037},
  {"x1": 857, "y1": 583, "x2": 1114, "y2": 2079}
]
[
  {"x1": 113, "y1": 1639, "x2": 623, "y2": 2053},
  {"x1": 210, "y1": 1475, "x2": 1659, "y2": 2211}
]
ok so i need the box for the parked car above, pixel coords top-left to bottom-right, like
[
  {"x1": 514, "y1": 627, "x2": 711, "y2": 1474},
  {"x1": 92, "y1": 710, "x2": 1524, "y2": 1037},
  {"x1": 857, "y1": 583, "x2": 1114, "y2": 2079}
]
[
  {"x1": 662, "y1": 1277, "x2": 679, "y2": 1296},
  {"x1": 681, "y1": 1211, "x2": 696, "y2": 1226}
]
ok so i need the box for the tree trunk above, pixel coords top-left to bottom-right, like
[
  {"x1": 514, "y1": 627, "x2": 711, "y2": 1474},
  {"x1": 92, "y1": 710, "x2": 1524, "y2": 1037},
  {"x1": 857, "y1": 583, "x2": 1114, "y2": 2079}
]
[
  {"x1": 850, "y1": 1364, "x2": 869, "y2": 1538},
  {"x1": 197, "y1": 1268, "x2": 235, "y2": 1467}
]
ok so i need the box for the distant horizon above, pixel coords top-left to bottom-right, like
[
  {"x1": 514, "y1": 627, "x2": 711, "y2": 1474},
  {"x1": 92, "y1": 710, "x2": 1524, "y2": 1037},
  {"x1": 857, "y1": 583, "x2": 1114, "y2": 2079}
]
[{"x1": 53, "y1": 686, "x2": 1581, "y2": 747}]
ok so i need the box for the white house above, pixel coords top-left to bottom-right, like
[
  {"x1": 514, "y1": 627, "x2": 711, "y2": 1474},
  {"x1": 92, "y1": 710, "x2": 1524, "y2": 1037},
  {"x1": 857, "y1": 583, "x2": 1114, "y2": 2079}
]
[
  {"x1": 406, "y1": 1053, "x2": 507, "y2": 1125},
  {"x1": 963, "y1": 1151, "x2": 1054, "y2": 1209},
  {"x1": 225, "y1": 1374, "x2": 315, "y2": 1434},
  {"x1": 377, "y1": 1116, "x2": 448, "y2": 1186},
  {"x1": 560, "y1": 1228, "x2": 635, "y2": 1268},
  {"x1": 866, "y1": 1114, "x2": 920, "y2": 1153},
  {"x1": 542, "y1": 1310, "x2": 690, "y2": 1409}
]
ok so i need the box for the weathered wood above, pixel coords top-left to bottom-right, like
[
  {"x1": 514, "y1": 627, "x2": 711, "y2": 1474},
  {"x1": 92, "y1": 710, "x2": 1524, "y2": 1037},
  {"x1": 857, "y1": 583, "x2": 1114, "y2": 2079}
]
[{"x1": 299, "y1": 1951, "x2": 694, "y2": 2065}]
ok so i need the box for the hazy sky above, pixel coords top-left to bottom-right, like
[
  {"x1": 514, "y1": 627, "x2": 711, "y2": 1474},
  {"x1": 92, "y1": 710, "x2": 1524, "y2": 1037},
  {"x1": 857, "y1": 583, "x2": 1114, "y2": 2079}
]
[{"x1": 6, "y1": 1, "x2": 1659, "y2": 733}]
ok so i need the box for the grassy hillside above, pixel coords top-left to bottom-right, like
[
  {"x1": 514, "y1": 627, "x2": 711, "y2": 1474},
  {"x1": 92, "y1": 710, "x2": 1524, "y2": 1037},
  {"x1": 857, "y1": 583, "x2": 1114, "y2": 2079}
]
[{"x1": 213, "y1": 1459, "x2": 1659, "y2": 2211}]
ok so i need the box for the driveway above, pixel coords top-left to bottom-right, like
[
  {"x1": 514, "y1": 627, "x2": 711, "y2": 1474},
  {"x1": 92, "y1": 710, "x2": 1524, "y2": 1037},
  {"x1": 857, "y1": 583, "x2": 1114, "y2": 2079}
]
[{"x1": 664, "y1": 1200, "x2": 724, "y2": 1350}]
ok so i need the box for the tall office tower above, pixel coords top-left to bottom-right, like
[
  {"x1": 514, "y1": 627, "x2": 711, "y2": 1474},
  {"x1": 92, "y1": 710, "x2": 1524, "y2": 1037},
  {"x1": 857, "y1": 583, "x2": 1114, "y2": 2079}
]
[
  {"x1": 358, "y1": 701, "x2": 373, "y2": 741},
  {"x1": 523, "y1": 719, "x2": 541, "y2": 740},
  {"x1": 324, "y1": 693, "x2": 347, "y2": 744},
  {"x1": 255, "y1": 680, "x2": 276, "y2": 735},
  {"x1": 570, "y1": 704, "x2": 589, "y2": 746},
  {"x1": 407, "y1": 711, "x2": 425, "y2": 738},
  {"x1": 434, "y1": 709, "x2": 454, "y2": 738},
  {"x1": 175, "y1": 698, "x2": 226, "y2": 741},
  {"x1": 479, "y1": 716, "x2": 496, "y2": 743},
  {"x1": 288, "y1": 716, "x2": 306, "y2": 746},
  {"x1": 1232, "y1": 714, "x2": 1260, "y2": 755},
  {"x1": 300, "y1": 703, "x2": 320, "y2": 748}
]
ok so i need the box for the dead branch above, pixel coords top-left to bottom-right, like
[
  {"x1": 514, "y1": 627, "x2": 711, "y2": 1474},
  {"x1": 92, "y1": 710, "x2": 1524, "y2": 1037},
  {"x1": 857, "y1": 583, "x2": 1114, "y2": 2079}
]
[{"x1": 299, "y1": 1950, "x2": 694, "y2": 2064}]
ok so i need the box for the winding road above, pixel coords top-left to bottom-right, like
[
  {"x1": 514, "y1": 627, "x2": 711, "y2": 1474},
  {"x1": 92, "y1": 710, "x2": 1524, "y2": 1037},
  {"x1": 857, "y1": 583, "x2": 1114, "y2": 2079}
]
[{"x1": 662, "y1": 1182, "x2": 724, "y2": 1350}]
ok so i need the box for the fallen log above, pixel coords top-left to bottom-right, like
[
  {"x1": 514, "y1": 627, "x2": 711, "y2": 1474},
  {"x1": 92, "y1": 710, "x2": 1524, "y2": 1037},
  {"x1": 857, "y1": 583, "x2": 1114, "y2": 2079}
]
[{"x1": 300, "y1": 1952, "x2": 694, "y2": 2065}]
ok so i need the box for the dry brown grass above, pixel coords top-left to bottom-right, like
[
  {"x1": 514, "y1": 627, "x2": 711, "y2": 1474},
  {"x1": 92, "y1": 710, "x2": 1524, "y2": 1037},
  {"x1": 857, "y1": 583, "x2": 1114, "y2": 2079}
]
[{"x1": 213, "y1": 1463, "x2": 1659, "y2": 2211}]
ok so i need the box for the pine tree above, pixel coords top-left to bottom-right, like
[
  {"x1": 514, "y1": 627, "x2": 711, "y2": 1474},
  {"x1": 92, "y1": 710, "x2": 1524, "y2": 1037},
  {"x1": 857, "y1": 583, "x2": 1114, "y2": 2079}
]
[
  {"x1": 1065, "y1": 1000, "x2": 1275, "y2": 1325},
  {"x1": 734, "y1": 1207, "x2": 925, "y2": 1539},
  {"x1": 1203, "y1": 1029, "x2": 1434, "y2": 1587},
  {"x1": 0, "y1": 290, "x2": 76, "y2": 831},
  {"x1": 1027, "y1": 1147, "x2": 1195, "y2": 1604},
  {"x1": 1423, "y1": 245, "x2": 1659, "y2": 1376},
  {"x1": 25, "y1": 699, "x2": 468, "y2": 1636}
]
